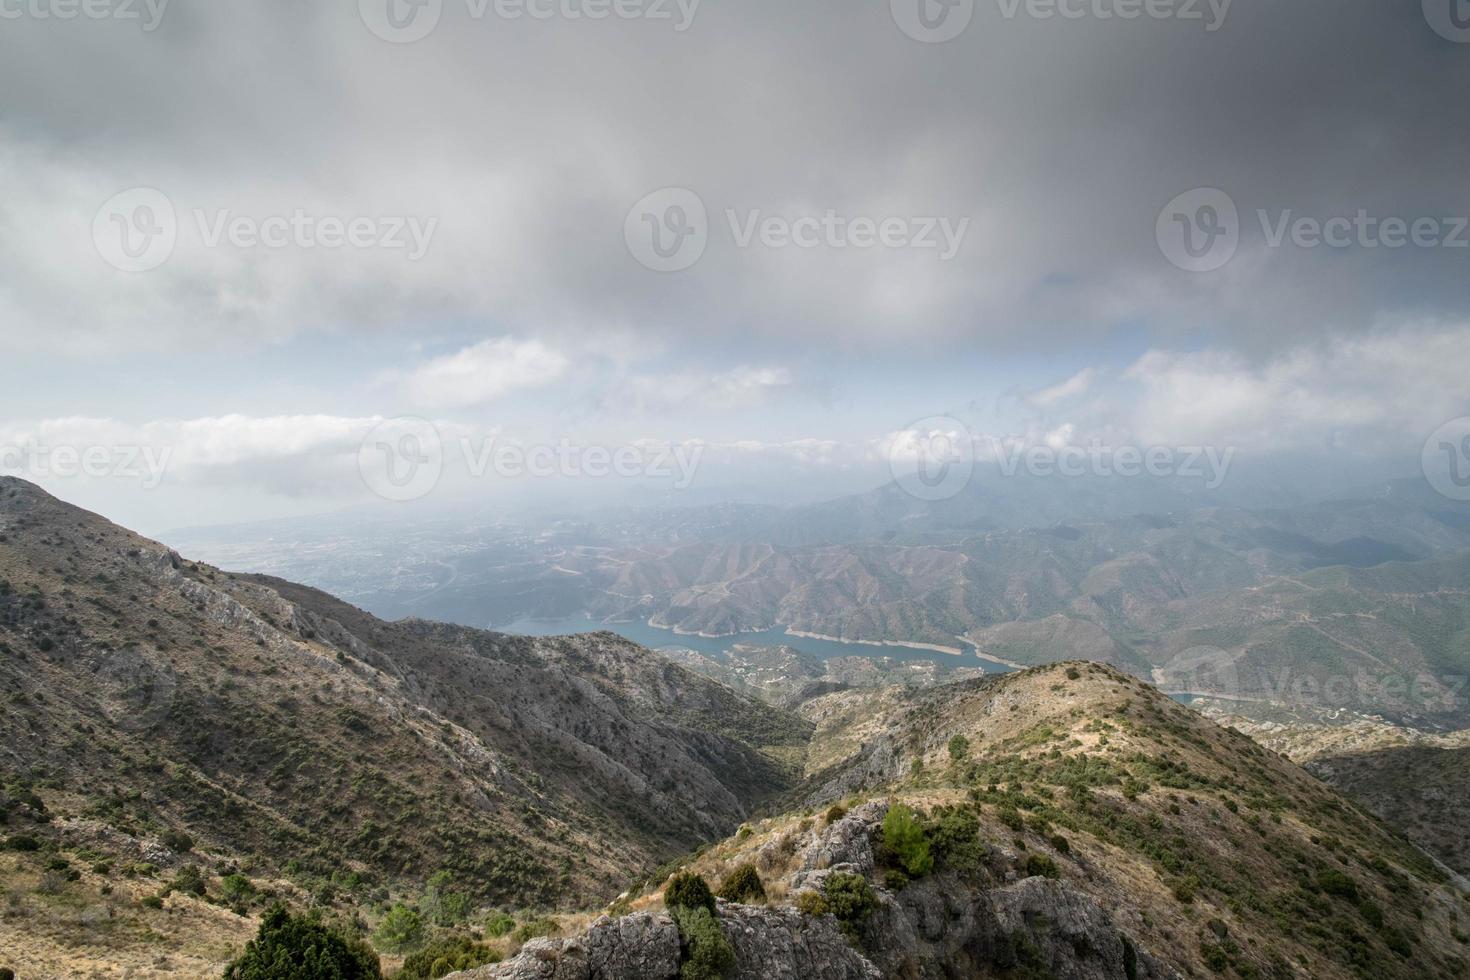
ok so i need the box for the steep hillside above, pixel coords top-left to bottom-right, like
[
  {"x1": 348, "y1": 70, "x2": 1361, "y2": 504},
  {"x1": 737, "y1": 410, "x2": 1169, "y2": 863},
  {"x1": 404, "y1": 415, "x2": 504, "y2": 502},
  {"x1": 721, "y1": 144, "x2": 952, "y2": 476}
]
[
  {"x1": 481, "y1": 664, "x2": 1470, "y2": 980},
  {"x1": 0, "y1": 478, "x2": 809, "y2": 975},
  {"x1": 659, "y1": 644, "x2": 986, "y2": 711},
  {"x1": 1198, "y1": 712, "x2": 1470, "y2": 881}
]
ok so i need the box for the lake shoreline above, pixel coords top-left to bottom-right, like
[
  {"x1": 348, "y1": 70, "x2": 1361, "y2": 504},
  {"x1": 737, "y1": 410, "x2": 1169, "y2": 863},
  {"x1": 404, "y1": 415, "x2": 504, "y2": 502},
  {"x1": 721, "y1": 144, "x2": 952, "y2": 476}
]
[{"x1": 782, "y1": 628, "x2": 964, "y2": 657}]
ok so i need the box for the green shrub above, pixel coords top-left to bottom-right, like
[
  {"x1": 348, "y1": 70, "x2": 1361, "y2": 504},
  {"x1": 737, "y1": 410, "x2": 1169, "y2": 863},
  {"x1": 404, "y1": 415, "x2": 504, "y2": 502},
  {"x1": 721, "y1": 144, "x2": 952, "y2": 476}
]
[
  {"x1": 221, "y1": 873, "x2": 256, "y2": 904},
  {"x1": 819, "y1": 872, "x2": 879, "y2": 946},
  {"x1": 224, "y1": 905, "x2": 380, "y2": 979},
  {"x1": 0, "y1": 967, "x2": 13, "y2": 980},
  {"x1": 925, "y1": 806, "x2": 986, "y2": 873},
  {"x1": 824, "y1": 805, "x2": 847, "y2": 824},
  {"x1": 170, "y1": 865, "x2": 207, "y2": 897},
  {"x1": 1317, "y1": 869, "x2": 1359, "y2": 902},
  {"x1": 1172, "y1": 875, "x2": 1199, "y2": 904},
  {"x1": 1023, "y1": 854, "x2": 1060, "y2": 880},
  {"x1": 948, "y1": 734, "x2": 970, "y2": 764},
  {"x1": 161, "y1": 830, "x2": 194, "y2": 854},
  {"x1": 672, "y1": 906, "x2": 735, "y2": 980},
  {"x1": 511, "y1": 918, "x2": 558, "y2": 942},
  {"x1": 373, "y1": 904, "x2": 425, "y2": 954},
  {"x1": 715, "y1": 864, "x2": 765, "y2": 904},
  {"x1": 665, "y1": 872, "x2": 716, "y2": 915},
  {"x1": 395, "y1": 934, "x2": 500, "y2": 979},
  {"x1": 3, "y1": 835, "x2": 39, "y2": 852},
  {"x1": 1200, "y1": 941, "x2": 1229, "y2": 972},
  {"x1": 795, "y1": 890, "x2": 829, "y2": 918},
  {"x1": 484, "y1": 911, "x2": 516, "y2": 937},
  {"x1": 419, "y1": 871, "x2": 472, "y2": 927},
  {"x1": 882, "y1": 803, "x2": 932, "y2": 877}
]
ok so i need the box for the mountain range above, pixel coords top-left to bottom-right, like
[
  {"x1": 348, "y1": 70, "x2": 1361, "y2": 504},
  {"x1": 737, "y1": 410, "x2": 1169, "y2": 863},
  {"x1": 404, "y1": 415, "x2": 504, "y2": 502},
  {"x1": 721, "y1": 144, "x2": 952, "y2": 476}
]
[{"x1": 3, "y1": 476, "x2": 1468, "y2": 978}]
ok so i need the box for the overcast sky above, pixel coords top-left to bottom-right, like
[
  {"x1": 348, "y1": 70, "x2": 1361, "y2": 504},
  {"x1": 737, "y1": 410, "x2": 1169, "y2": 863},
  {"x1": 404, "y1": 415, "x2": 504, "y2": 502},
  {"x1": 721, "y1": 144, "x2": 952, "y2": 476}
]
[{"x1": 3, "y1": 0, "x2": 1469, "y2": 532}]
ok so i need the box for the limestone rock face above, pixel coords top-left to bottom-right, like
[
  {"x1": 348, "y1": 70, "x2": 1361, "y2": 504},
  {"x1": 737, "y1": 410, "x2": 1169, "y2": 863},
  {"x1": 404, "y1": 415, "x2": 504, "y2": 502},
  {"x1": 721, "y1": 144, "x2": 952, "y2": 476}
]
[
  {"x1": 459, "y1": 905, "x2": 878, "y2": 980},
  {"x1": 791, "y1": 802, "x2": 882, "y2": 886},
  {"x1": 719, "y1": 903, "x2": 883, "y2": 980},
  {"x1": 464, "y1": 790, "x2": 1181, "y2": 980},
  {"x1": 468, "y1": 912, "x2": 682, "y2": 979},
  {"x1": 987, "y1": 877, "x2": 1182, "y2": 980},
  {"x1": 849, "y1": 872, "x2": 1182, "y2": 980}
]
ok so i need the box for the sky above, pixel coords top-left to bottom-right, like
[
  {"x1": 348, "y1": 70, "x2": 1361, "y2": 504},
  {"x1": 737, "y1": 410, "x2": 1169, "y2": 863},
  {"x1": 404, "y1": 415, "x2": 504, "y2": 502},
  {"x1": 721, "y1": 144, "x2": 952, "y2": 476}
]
[{"x1": 2, "y1": 0, "x2": 1470, "y2": 533}]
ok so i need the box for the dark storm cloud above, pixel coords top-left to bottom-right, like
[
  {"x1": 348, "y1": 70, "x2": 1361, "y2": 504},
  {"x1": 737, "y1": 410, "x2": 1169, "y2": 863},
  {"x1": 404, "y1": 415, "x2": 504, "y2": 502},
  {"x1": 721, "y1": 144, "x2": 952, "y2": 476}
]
[{"x1": 1, "y1": 0, "x2": 1467, "y2": 355}]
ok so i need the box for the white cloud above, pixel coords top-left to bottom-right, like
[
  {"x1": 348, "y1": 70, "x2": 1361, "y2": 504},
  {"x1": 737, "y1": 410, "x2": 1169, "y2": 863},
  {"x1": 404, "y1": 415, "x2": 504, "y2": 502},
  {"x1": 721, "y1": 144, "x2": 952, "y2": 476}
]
[
  {"x1": 1121, "y1": 324, "x2": 1470, "y2": 453},
  {"x1": 401, "y1": 338, "x2": 569, "y2": 408},
  {"x1": 1026, "y1": 369, "x2": 1094, "y2": 409},
  {"x1": 0, "y1": 415, "x2": 471, "y2": 498},
  {"x1": 602, "y1": 364, "x2": 796, "y2": 415}
]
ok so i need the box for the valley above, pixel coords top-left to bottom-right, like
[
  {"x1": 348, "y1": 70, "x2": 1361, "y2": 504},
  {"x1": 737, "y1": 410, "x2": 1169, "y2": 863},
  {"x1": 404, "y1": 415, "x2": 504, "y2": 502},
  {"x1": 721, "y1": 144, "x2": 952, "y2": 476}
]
[{"x1": 3, "y1": 477, "x2": 1469, "y2": 978}]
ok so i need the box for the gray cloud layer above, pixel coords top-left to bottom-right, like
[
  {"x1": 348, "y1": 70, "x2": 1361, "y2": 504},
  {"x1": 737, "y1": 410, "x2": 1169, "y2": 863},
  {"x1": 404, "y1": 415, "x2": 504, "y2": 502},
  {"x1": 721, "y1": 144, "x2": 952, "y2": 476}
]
[{"x1": 3, "y1": 0, "x2": 1469, "y2": 356}]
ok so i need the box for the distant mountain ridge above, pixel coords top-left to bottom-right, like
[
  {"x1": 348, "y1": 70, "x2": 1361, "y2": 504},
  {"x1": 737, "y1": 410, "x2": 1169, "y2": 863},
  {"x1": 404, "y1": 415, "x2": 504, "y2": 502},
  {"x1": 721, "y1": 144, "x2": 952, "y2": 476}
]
[
  {"x1": 6, "y1": 476, "x2": 1468, "y2": 977},
  {"x1": 0, "y1": 476, "x2": 808, "y2": 960},
  {"x1": 166, "y1": 481, "x2": 1470, "y2": 727},
  {"x1": 473, "y1": 662, "x2": 1470, "y2": 980}
]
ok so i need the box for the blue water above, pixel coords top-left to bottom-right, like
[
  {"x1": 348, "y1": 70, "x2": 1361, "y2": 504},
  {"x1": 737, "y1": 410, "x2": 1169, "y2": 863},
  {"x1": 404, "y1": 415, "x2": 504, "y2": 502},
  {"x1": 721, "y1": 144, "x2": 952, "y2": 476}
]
[{"x1": 501, "y1": 616, "x2": 996, "y2": 668}]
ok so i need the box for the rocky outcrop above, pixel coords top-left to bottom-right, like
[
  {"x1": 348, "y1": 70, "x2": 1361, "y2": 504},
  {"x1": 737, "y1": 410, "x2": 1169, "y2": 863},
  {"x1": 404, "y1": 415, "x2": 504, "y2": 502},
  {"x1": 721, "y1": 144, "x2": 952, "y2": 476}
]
[
  {"x1": 467, "y1": 873, "x2": 1177, "y2": 980},
  {"x1": 469, "y1": 912, "x2": 681, "y2": 979},
  {"x1": 468, "y1": 799, "x2": 1179, "y2": 980},
  {"x1": 457, "y1": 906, "x2": 877, "y2": 980},
  {"x1": 720, "y1": 903, "x2": 883, "y2": 980},
  {"x1": 987, "y1": 877, "x2": 1181, "y2": 980},
  {"x1": 791, "y1": 801, "x2": 881, "y2": 886}
]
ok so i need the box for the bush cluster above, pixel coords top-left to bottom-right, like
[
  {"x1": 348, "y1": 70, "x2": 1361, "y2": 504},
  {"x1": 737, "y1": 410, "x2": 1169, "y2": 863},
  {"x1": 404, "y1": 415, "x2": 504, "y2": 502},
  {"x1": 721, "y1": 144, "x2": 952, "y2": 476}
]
[
  {"x1": 665, "y1": 871, "x2": 716, "y2": 915},
  {"x1": 672, "y1": 905, "x2": 735, "y2": 980},
  {"x1": 797, "y1": 872, "x2": 878, "y2": 948},
  {"x1": 223, "y1": 905, "x2": 380, "y2": 979},
  {"x1": 881, "y1": 803, "x2": 932, "y2": 877},
  {"x1": 373, "y1": 903, "x2": 425, "y2": 954},
  {"x1": 715, "y1": 865, "x2": 765, "y2": 904},
  {"x1": 395, "y1": 934, "x2": 499, "y2": 980}
]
